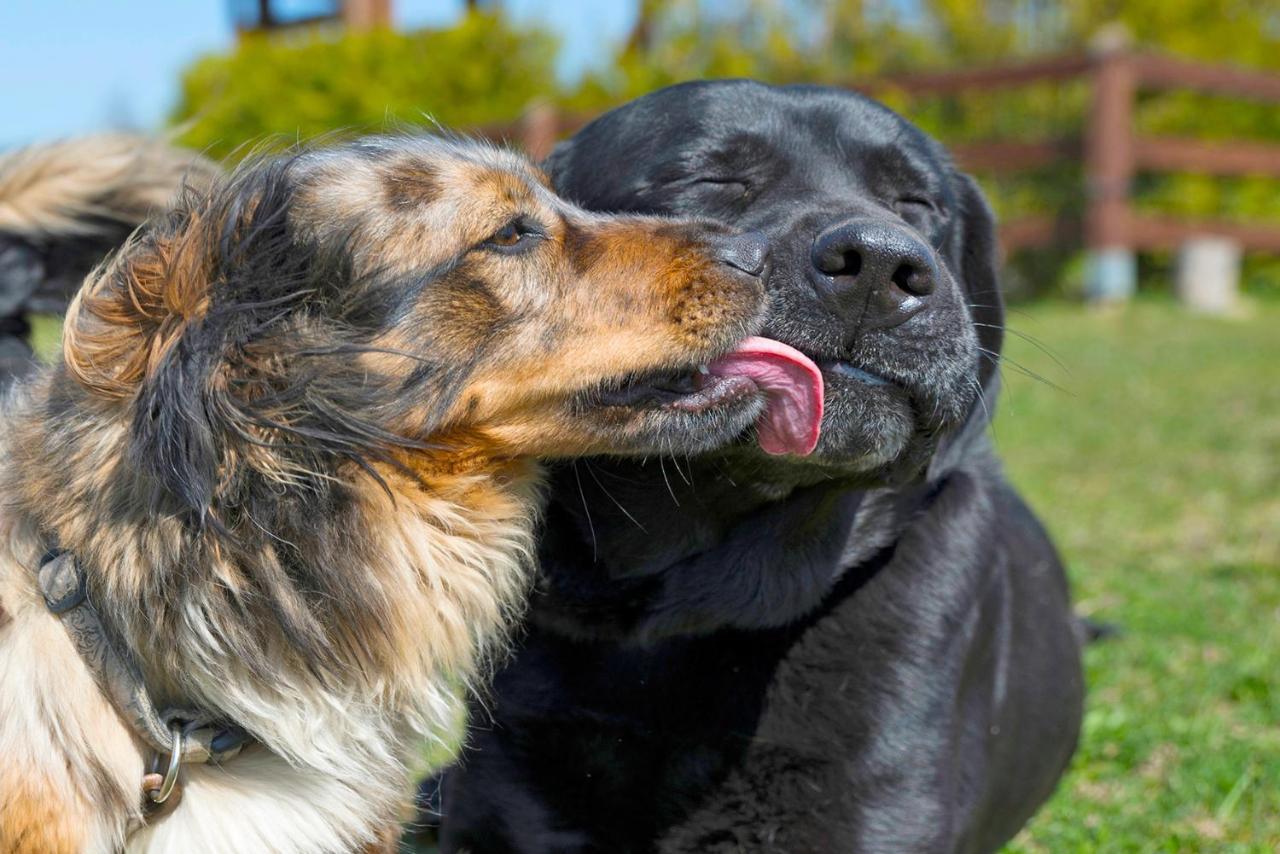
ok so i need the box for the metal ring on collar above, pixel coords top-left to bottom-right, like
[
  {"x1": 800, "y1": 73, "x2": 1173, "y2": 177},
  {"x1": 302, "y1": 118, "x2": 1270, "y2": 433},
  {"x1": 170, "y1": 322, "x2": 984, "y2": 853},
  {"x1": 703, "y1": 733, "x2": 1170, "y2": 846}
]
[{"x1": 147, "y1": 724, "x2": 183, "y2": 804}]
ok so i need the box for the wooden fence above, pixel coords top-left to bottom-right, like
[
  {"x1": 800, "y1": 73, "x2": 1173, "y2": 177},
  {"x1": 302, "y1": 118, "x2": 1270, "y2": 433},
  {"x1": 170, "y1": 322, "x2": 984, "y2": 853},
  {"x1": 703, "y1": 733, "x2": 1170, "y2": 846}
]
[{"x1": 472, "y1": 43, "x2": 1280, "y2": 298}]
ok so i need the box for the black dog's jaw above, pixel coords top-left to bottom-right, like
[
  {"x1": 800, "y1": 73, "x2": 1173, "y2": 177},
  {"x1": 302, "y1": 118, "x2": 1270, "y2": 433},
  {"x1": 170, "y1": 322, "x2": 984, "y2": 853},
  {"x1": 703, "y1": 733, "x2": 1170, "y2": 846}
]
[{"x1": 433, "y1": 82, "x2": 1083, "y2": 854}]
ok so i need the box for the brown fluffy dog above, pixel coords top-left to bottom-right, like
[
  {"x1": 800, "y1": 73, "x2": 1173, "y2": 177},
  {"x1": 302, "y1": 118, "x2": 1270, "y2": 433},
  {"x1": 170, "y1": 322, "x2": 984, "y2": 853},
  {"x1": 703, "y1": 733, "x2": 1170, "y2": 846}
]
[{"x1": 0, "y1": 135, "x2": 774, "y2": 852}]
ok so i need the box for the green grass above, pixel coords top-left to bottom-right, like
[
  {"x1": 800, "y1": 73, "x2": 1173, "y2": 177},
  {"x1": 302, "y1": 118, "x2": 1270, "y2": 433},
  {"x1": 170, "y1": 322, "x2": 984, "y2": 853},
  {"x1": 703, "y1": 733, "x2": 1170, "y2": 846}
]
[
  {"x1": 30, "y1": 313, "x2": 60, "y2": 357},
  {"x1": 31, "y1": 302, "x2": 1280, "y2": 849},
  {"x1": 996, "y1": 299, "x2": 1280, "y2": 852}
]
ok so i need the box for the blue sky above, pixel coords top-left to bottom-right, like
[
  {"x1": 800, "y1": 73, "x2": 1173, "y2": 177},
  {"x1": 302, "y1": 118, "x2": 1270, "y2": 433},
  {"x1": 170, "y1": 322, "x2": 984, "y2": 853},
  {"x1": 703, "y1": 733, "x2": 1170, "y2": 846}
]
[{"x1": 0, "y1": 0, "x2": 636, "y2": 148}]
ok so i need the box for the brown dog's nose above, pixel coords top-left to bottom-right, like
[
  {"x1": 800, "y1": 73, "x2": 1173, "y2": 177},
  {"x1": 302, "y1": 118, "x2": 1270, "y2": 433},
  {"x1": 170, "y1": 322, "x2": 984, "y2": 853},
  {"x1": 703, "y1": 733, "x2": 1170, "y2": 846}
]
[
  {"x1": 711, "y1": 231, "x2": 770, "y2": 276},
  {"x1": 811, "y1": 220, "x2": 938, "y2": 328}
]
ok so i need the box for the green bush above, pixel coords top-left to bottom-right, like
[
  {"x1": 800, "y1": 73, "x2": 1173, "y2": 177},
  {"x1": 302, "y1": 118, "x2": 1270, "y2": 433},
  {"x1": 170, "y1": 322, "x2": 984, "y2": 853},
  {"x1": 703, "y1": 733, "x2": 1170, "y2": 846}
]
[{"x1": 171, "y1": 12, "x2": 559, "y2": 160}]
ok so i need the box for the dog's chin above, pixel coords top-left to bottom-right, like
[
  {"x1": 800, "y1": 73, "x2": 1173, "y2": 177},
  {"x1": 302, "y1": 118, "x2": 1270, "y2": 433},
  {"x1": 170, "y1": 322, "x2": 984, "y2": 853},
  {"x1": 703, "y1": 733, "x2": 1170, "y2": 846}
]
[
  {"x1": 810, "y1": 369, "x2": 918, "y2": 466},
  {"x1": 704, "y1": 361, "x2": 974, "y2": 491},
  {"x1": 571, "y1": 374, "x2": 769, "y2": 457},
  {"x1": 710, "y1": 386, "x2": 917, "y2": 484}
]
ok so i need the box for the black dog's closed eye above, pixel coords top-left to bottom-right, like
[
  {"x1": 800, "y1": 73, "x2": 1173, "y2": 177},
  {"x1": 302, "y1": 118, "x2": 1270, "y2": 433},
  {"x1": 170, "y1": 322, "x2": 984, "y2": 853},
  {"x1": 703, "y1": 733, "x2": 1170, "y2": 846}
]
[
  {"x1": 693, "y1": 176, "x2": 749, "y2": 188},
  {"x1": 893, "y1": 196, "x2": 946, "y2": 243},
  {"x1": 692, "y1": 176, "x2": 752, "y2": 198},
  {"x1": 893, "y1": 196, "x2": 939, "y2": 221},
  {"x1": 482, "y1": 217, "x2": 545, "y2": 254}
]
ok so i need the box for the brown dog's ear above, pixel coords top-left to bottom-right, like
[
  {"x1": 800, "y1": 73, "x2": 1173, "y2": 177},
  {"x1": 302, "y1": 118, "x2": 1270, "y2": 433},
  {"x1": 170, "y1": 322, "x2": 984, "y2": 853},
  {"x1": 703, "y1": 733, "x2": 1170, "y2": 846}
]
[
  {"x1": 62, "y1": 205, "x2": 229, "y2": 525},
  {"x1": 62, "y1": 207, "x2": 214, "y2": 400},
  {"x1": 64, "y1": 158, "x2": 355, "y2": 527}
]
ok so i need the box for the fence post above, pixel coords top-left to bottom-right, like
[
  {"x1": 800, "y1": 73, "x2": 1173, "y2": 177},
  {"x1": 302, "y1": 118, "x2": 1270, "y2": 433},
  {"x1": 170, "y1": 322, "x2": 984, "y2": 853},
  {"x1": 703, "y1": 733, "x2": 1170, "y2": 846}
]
[
  {"x1": 520, "y1": 104, "x2": 560, "y2": 163},
  {"x1": 1177, "y1": 237, "x2": 1241, "y2": 314},
  {"x1": 342, "y1": 0, "x2": 391, "y2": 31},
  {"x1": 1084, "y1": 28, "x2": 1137, "y2": 302}
]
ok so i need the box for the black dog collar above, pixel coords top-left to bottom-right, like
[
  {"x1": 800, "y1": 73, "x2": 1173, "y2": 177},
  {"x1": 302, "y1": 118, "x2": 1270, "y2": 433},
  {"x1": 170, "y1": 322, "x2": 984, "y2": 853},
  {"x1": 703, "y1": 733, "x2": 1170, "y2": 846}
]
[{"x1": 36, "y1": 548, "x2": 253, "y2": 818}]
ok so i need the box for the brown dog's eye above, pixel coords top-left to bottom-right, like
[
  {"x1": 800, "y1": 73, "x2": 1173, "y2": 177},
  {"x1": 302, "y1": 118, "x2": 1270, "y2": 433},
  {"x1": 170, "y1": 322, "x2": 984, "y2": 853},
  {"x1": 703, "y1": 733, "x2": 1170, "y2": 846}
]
[
  {"x1": 491, "y1": 223, "x2": 522, "y2": 245},
  {"x1": 483, "y1": 217, "x2": 543, "y2": 253}
]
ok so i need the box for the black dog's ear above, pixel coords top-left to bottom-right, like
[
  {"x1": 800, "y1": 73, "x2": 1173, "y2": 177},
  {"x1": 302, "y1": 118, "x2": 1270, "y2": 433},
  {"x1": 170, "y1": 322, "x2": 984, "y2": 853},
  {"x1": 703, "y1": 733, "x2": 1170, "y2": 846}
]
[
  {"x1": 928, "y1": 173, "x2": 1005, "y2": 480},
  {"x1": 952, "y1": 172, "x2": 1004, "y2": 392},
  {"x1": 543, "y1": 137, "x2": 601, "y2": 207},
  {"x1": 541, "y1": 139, "x2": 573, "y2": 182},
  {"x1": 542, "y1": 119, "x2": 656, "y2": 213}
]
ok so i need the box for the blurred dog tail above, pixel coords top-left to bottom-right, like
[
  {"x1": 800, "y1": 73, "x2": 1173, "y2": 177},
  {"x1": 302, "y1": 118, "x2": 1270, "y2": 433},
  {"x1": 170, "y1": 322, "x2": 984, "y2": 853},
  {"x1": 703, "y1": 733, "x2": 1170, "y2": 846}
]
[
  {"x1": 1074, "y1": 614, "x2": 1121, "y2": 646},
  {"x1": 0, "y1": 133, "x2": 218, "y2": 383}
]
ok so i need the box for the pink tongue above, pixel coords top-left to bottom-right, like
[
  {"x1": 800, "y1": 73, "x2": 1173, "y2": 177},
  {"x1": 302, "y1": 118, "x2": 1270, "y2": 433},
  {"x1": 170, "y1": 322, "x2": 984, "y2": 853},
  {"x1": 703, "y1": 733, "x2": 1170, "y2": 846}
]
[{"x1": 705, "y1": 336, "x2": 824, "y2": 456}]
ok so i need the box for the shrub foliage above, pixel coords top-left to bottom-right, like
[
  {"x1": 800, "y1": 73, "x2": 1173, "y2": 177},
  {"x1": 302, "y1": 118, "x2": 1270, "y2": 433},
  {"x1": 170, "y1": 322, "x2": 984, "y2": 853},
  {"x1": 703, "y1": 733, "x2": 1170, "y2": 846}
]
[{"x1": 172, "y1": 12, "x2": 557, "y2": 159}]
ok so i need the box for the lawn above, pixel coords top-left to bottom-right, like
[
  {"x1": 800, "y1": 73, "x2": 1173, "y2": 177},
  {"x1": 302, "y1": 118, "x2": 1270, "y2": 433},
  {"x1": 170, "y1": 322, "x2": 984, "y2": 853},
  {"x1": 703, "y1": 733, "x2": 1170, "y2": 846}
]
[
  {"x1": 29, "y1": 300, "x2": 1280, "y2": 850},
  {"x1": 995, "y1": 300, "x2": 1280, "y2": 852}
]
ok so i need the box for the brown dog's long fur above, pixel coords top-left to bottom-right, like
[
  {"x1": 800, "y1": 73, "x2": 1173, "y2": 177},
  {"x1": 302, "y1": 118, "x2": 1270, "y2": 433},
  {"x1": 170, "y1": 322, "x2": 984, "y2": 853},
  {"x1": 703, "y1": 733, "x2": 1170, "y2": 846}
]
[{"x1": 0, "y1": 135, "x2": 767, "y2": 852}]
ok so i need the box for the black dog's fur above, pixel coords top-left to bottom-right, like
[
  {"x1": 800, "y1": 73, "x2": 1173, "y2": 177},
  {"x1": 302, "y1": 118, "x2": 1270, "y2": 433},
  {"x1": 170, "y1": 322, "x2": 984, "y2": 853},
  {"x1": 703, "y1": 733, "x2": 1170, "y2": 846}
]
[{"x1": 430, "y1": 81, "x2": 1085, "y2": 853}]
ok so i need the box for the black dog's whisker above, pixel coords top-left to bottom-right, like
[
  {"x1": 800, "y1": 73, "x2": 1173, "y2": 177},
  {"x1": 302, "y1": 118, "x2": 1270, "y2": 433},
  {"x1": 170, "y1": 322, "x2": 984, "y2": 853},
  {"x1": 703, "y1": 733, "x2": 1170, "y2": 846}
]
[
  {"x1": 584, "y1": 460, "x2": 648, "y2": 533},
  {"x1": 971, "y1": 320, "x2": 1073, "y2": 377},
  {"x1": 979, "y1": 346, "x2": 1071, "y2": 395},
  {"x1": 572, "y1": 461, "x2": 599, "y2": 562},
  {"x1": 658, "y1": 455, "x2": 680, "y2": 507},
  {"x1": 968, "y1": 376, "x2": 995, "y2": 441},
  {"x1": 669, "y1": 453, "x2": 693, "y2": 488}
]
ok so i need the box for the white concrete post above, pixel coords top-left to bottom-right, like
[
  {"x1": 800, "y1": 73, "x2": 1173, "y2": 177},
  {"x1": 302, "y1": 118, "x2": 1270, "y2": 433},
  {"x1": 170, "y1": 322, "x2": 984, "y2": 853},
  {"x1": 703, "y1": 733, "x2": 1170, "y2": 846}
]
[
  {"x1": 1086, "y1": 247, "x2": 1137, "y2": 302},
  {"x1": 1176, "y1": 237, "x2": 1241, "y2": 314}
]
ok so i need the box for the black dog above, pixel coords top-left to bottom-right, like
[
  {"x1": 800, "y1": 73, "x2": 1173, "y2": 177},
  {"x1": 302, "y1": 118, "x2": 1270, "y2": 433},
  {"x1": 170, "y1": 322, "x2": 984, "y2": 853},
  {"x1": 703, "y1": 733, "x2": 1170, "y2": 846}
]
[{"x1": 432, "y1": 81, "x2": 1085, "y2": 853}]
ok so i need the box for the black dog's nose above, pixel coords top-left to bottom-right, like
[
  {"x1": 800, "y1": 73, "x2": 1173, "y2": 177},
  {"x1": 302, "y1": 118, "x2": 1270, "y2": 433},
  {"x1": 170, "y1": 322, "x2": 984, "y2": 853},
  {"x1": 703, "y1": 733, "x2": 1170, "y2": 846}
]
[
  {"x1": 712, "y1": 230, "x2": 770, "y2": 276},
  {"x1": 811, "y1": 220, "x2": 938, "y2": 327}
]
